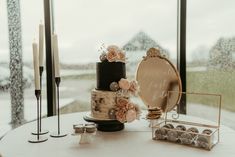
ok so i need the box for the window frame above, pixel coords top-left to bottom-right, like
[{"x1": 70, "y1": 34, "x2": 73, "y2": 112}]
[{"x1": 43, "y1": 0, "x2": 187, "y2": 116}]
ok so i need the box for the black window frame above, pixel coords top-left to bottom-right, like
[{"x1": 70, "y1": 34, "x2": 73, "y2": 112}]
[{"x1": 43, "y1": 0, "x2": 187, "y2": 116}]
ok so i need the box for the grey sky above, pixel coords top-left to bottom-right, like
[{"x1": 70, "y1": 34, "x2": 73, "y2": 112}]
[{"x1": 0, "y1": 0, "x2": 234, "y2": 63}]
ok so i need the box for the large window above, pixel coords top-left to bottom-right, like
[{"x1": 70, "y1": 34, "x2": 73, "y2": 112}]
[
  {"x1": 53, "y1": 0, "x2": 177, "y2": 113},
  {"x1": 186, "y1": 0, "x2": 235, "y2": 129},
  {"x1": 0, "y1": 0, "x2": 11, "y2": 136},
  {"x1": 21, "y1": 0, "x2": 47, "y2": 122},
  {"x1": 1, "y1": 0, "x2": 234, "y2": 137},
  {"x1": 0, "y1": 0, "x2": 46, "y2": 136}
]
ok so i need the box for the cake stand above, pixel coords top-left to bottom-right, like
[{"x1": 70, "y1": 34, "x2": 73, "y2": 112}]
[{"x1": 84, "y1": 115, "x2": 124, "y2": 132}]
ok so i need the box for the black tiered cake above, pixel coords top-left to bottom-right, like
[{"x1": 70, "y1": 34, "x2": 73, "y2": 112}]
[
  {"x1": 84, "y1": 45, "x2": 140, "y2": 132},
  {"x1": 96, "y1": 62, "x2": 126, "y2": 90}
]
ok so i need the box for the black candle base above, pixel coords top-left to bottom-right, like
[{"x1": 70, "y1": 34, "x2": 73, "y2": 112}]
[
  {"x1": 31, "y1": 129, "x2": 49, "y2": 135},
  {"x1": 84, "y1": 115, "x2": 124, "y2": 132},
  {"x1": 28, "y1": 136, "x2": 48, "y2": 143},
  {"x1": 50, "y1": 132, "x2": 67, "y2": 138}
]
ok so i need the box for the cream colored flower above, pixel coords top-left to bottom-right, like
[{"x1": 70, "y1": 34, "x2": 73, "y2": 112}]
[
  {"x1": 115, "y1": 110, "x2": 126, "y2": 123},
  {"x1": 116, "y1": 97, "x2": 129, "y2": 108},
  {"x1": 107, "y1": 45, "x2": 120, "y2": 53},
  {"x1": 118, "y1": 78, "x2": 130, "y2": 90},
  {"x1": 106, "y1": 50, "x2": 118, "y2": 62},
  {"x1": 117, "y1": 51, "x2": 126, "y2": 62},
  {"x1": 126, "y1": 109, "x2": 137, "y2": 123},
  {"x1": 129, "y1": 80, "x2": 139, "y2": 94}
]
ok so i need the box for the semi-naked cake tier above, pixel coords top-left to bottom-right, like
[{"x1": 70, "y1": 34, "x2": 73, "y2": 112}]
[
  {"x1": 91, "y1": 89, "x2": 129, "y2": 120},
  {"x1": 96, "y1": 62, "x2": 126, "y2": 91}
]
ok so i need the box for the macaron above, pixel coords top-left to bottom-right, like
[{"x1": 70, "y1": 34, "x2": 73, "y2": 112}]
[{"x1": 74, "y1": 124, "x2": 85, "y2": 134}]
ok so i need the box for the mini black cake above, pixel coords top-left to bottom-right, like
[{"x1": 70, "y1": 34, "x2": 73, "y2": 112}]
[{"x1": 96, "y1": 62, "x2": 126, "y2": 91}]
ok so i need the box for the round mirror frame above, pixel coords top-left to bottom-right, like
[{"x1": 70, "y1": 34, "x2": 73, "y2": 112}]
[{"x1": 136, "y1": 48, "x2": 182, "y2": 112}]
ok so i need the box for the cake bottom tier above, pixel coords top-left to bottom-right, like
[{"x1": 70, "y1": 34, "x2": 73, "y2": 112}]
[{"x1": 91, "y1": 89, "x2": 128, "y2": 120}]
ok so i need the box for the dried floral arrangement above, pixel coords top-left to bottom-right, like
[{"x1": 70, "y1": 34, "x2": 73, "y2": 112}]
[
  {"x1": 97, "y1": 44, "x2": 141, "y2": 123},
  {"x1": 109, "y1": 78, "x2": 141, "y2": 123},
  {"x1": 99, "y1": 44, "x2": 126, "y2": 63}
]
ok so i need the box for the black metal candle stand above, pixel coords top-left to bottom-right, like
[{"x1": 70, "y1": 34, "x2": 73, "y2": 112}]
[
  {"x1": 50, "y1": 77, "x2": 67, "y2": 138},
  {"x1": 31, "y1": 67, "x2": 49, "y2": 135},
  {"x1": 28, "y1": 90, "x2": 48, "y2": 143}
]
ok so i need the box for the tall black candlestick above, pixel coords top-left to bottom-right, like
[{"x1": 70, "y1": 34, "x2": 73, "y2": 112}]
[
  {"x1": 31, "y1": 67, "x2": 49, "y2": 135},
  {"x1": 28, "y1": 90, "x2": 48, "y2": 143},
  {"x1": 50, "y1": 77, "x2": 67, "y2": 138}
]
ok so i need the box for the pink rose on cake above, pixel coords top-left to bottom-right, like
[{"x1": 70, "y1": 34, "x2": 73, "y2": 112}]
[
  {"x1": 115, "y1": 98, "x2": 141, "y2": 123},
  {"x1": 99, "y1": 44, "x2": 127, "y2": 63},
  {"x1": 116, "y1": 97, "x2": 129, "y2": 108},
  {"x1": 126, "y1": 109, "x2": 137, "y2": 123},
  {"x1": 117, "y1": 50, "x2": 126, "y2": 62},
  {"x1": 118, "y1": 78, "x2": 130, "y2": 90},
  {"x1": 129, "y1": 80, "x2": 139, "y2": 95},
  {"x1": 106, "y1": 45, "x2": 120, "y2": 62},
  {"x1": 115, "y1": 97, "x2": 129, "y2": 123},
  {"x1": 115, "y1": 110, "x2": 126, "y2": 123},
  {"x1": 106, "y1": 50, "x2": 118, "y2": 62},
  {"x1": 107, "y1": 45, "x2": 120, "y2": 53}
]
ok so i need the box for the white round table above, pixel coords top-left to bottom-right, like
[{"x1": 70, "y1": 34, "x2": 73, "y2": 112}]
[{"x1": 0, "y1": 112, "x2": 235, "y2": 157}]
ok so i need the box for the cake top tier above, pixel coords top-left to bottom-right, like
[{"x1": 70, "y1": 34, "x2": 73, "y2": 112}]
[
  {"x1": 99, "y1": 45, "x2": 126, "y2": 63},
  {"x1": 96, "y1": 62, "x2": 126, "y2": 91}
]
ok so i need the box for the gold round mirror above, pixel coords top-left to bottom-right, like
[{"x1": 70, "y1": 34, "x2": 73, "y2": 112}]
[{"x1": 136, "y1": 48, "x2": 182, "y2": 112}]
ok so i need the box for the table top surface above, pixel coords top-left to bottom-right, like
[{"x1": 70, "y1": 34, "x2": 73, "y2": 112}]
[{"x1": 0, "y1": 111, "x2": 235, "y2": 157}]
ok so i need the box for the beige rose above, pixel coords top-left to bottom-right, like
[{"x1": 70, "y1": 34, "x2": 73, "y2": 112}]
[
  {"x1": 115, "y1": 110, "x2": 126, "y2": 123},
  {"x1": 117, "y1": 51, "x2": 126, "y2": 62},
  {"x1": 116, "y1": 97, "x2": 129, "y2": 107},
  {"x1": 106, "y1": 50, "x2": 118, "y2": 62},
  {"x1": 129, "y1": 80, "x2": 138, "y2": 92},
  {"x1": 118, "y1": 78, "x2": 130, "y2": 90},
  {"x1": 107, "y1": 45, "x2": 120, "y2": 52},
  {"x1": 127, "y1": 102, "x2": 135, "y2": 110},
  {"x1": 126, "y1": 109, "x2": 137, "y2": 123}
]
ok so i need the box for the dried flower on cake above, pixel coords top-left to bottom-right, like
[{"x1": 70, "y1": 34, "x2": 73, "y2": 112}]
[
  {"x1": 99, "y1": 52, "x2": 107, "y2": 62},
  {"x1": 115, "y1": 97, "x2": 141, "y2": 123},
  {"x1": 117, "y1": 51, "x2": 126, "y2": 62},
  {"x1": 99, "y1": 44, "x2": 127, "y2": 63},
  {"x1": 109, "y1": 82, "x2": 120, "y2": 91},
  {"x1": 129, "y1": 80, "x2": 139, "y2": 95},
  {"x1": 115, "y1": 97, "x2": 129, "y2": 123},
  {"x1": 108, "y1": 108, "x2": 117, "y2": 119},
  {"x1": 107, "y1": 45, "x2": 120, "y2": 53},
  {"x1": 125, "y1": 109, "x2": 137, "y2": 123},
  {"x1": 115, "y1": 110, "x2": 127, "y2": 123},
  {"x1": 118, "y1": 78, "x2": 130, "y2": 90},
  {"x1": 116, "y1": 89, "x2": 130, "y2": 98},
  {"x1": 106, "y1": 50, "x2": 118, "y2": 62},
  {"x1": 116, "y1": 97, "x2": 129, "y2": 110}
]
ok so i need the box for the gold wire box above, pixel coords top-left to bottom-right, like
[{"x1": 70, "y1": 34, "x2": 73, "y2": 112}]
[{"x1": 151, "y1": 91, "x2": 222, "y2": 150}]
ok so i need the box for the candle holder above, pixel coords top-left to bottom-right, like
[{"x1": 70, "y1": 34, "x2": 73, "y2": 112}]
[
  {"x1": 28, "y1": 90, "x2": 48, "y2": 143},
  {"x1": 32, "y1": 66, "x2": 49, "y2": 135},
  {"x1": 50, "y1": 77, "x2": 67, "y2": 138}
]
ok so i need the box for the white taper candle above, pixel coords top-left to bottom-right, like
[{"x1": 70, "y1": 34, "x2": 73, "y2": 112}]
[
  {"x1": 53, "y1": 33, "x2": 60, "y2": 77},
  {"x1": 32, "y1": 41, "x2": 40, "y2": 90},
  {"x1": 39, "y1": 22, "x2": 44, "y2": 67}
]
